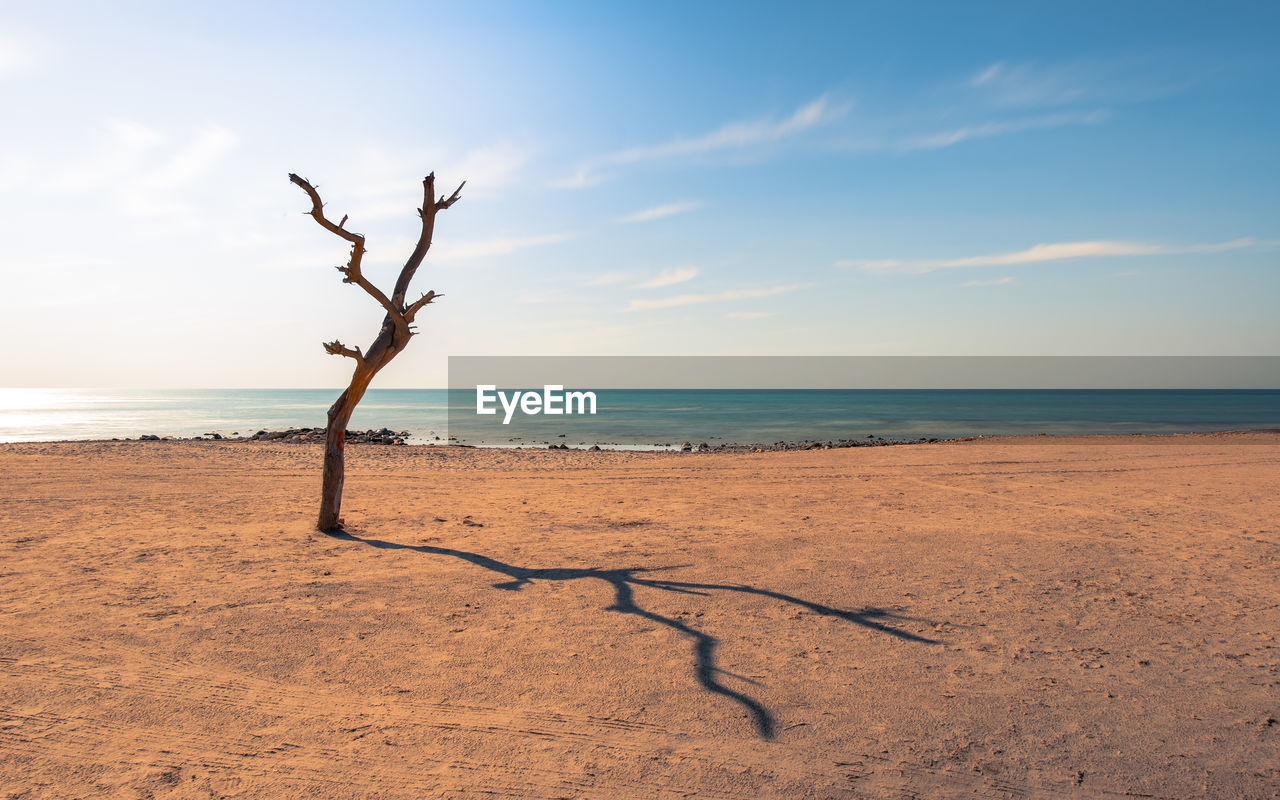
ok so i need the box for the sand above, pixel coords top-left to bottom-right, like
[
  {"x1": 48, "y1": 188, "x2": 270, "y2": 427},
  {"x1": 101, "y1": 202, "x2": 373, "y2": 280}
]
[{"x1": 1, "y1": 434, "x2": 1278, "y2": 798}]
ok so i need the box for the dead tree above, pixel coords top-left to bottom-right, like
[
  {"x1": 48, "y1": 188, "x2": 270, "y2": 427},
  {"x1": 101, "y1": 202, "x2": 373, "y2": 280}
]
[{"x1": 289, "y1": 172, "x2": 463, "y2": 531}]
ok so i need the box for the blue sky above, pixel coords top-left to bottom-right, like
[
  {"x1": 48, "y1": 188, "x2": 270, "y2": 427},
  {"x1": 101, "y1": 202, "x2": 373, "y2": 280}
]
[{"x1": 1, "y1": 1, "x2": 1277, "y2": 387}]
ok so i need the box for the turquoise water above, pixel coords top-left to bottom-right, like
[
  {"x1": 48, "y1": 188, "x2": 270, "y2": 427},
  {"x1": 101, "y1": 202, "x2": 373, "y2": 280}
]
[
  {"x1": 1, "y1": 388, "x2": 1276, "y2": 446},
  {"x1": 450, "y1": 388, "x2": 1280, "y2": 447},
  {"x1": 0, "y1": 389, "x2": 447, "y2": 444}
]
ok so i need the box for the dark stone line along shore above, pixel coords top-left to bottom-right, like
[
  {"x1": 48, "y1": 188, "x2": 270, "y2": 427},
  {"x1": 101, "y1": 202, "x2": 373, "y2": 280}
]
[{"x1": 123, "y1": 429, "x2": 953, "y2": 452}]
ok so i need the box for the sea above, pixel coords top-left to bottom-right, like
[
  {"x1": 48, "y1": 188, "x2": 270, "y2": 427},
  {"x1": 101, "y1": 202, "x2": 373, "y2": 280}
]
[{"x1": 1, "y1": 388, "x2": 1277, "y2": 448}]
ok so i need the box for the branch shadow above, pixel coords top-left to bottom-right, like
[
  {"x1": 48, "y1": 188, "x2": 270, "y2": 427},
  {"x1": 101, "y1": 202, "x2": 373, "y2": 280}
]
[{"x1": 329, "y1": 531, "x2": 941, "y2": 739}]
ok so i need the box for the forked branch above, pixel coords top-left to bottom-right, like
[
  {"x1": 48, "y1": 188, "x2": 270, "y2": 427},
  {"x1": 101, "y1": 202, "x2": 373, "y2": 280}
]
[
  {"x1": 437, "y1": 180, "x2": 465, "y2": 210},
  {"x1": 288, "y1": 173, "x2": 406, "y2": 329},
  {"x1": 392, "y1": 173, "x2": 464, "y2": 306},
  {"x1": 404, "y1": 290, "x2": 442, "y2": 323}
]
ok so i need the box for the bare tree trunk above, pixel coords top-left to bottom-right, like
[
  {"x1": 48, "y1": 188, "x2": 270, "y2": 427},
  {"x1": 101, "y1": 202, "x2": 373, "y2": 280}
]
[
  {"x1": 289, "y1": 172, "x2": 463, "y2": 532},
  {"x1": 318, "y1": 389, "x2": 354, "y2": 532},
  {"x1": 317, "y1": 367, "x2": 376, "y2": 530}
]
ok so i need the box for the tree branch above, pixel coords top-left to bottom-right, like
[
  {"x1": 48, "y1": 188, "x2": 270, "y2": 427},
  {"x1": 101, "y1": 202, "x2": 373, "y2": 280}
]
[
  {"x1": 436, "y1": 180, "x2": 465, "y2": 210},
  {"x1": 323, "y1": 340, "x2": 364, "y2": 363},
  {"x1": 288, "y1": 173, "x2": 407, "y2": 329},
  {"x1": 391, "y1": 173, "x2": 463, "y2": 307},
  {"x1": 404, "y1": 290, "x2": 442, "y2": 323}
]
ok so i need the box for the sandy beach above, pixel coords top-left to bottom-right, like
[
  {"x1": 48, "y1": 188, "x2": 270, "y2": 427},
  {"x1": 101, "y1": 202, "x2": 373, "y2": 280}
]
[{"x1": 1, "y1": 434, "x2": 1277, "y2": 798}]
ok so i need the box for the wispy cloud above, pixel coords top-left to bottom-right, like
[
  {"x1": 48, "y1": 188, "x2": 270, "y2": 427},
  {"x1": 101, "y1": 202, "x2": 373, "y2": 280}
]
[
  {"x1": 626, "y1": 283, "x2": 813, "y2": 312},
  {"x1": 962, "y1": 276, "x2": 1015, "y2": 287},
  {"x1": 550, "y1": 167, "x2": 604, "y2": 190},
  {"x1": 970, "y1": 62, "x2": 1004, "y2": 86},
  {"x1": 828, "y1": 107, "x2": 1109, "y2": 154},
  {"x1": 0, "y1": 35, "x2": 44, "y2": 80},
  {"x1": 433, "y1": 232, "x2": 575, "y2": 261},
  {"x1": 346, "y1": 141, "x2": 534, "y2": 218},
  {"x1": 839, "y1": 237, "x2": 1264, "y2": 274},
  {"x1": 555, "y1": 95, "x2": 845, "y2": 188},
  {"x1": 964, "y1": 57, "x2": 1191, "y2": 109},
  {"x1": 514, "y1": 290, "x2": 579, "y2": 305},
  {"x1": 8, "y1": 119, "x2": 241, "y2": 217},
  {"x1": 141, "y1": 126, "x2": 238, "y2": 190},
  {"x1": 635, "y1": 266, "x2": 699, "y2": 289},
  {"x1": 825, "y1": 60, "x2": 1114, "y2": 154},
  {"x1": 617, "y1": 200, "x2": 702, "y2": 224},
  {"x1": 108, "y1": 118, "x2": 166, "y2": 149},
  {"x1": 900, "y1": 109, "x2": 1107, "y2": 151},
  {"x1": 966, "y1": 61, "x2": 1086, "y2": 107},
  {"x1": 724, "y1": 311, "x2": 777, "y2": 320},
  {"x1": 586, "y1": 271, "x2": 632, "y2": 286},
  {"x1": 448, "y1": 142, "x2": 533, "y2": 193},
  {"x1": 611, "y1": 96, "x2": 842, "y2": 163}
]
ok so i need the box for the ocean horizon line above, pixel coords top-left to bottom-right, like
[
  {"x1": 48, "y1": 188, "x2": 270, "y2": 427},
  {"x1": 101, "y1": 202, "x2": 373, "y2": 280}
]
[
  {"x1": 5, "y1": 386, "x2": 1280, "y2": 392},
  {"x1": 1, "y1": 387, "x2": 1276, "y2": 447}
]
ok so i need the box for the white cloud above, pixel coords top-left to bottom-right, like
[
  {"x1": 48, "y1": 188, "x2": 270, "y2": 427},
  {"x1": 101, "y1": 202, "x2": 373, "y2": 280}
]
[
  {"x1": 143, "y1": 126, "x2": 238, "y2": 189},
  {"x1": 839, "y1": 237, "x2": 1263, "y2": 274},
  {"x1": 448, "y1": 142, "x2": 533, "y2": 192},
  {"x1": 724, "y1": 311, "x2": 777, "y2": 320},
  {"x1": 966, "y1": 58, "x2": 1192, "y2": 115},
  {"x1": 900, "y1": 110, "x2": 1107, "y2": 151},
  {"x1": 550, "y1": 167, "x2": 605, "y2": 190},
  {"x1": 626, "y1": 283, "x2": 813, "y2": 311},
  {"x1": 586, "y1": 271, "x2": 632, "y2": 286},
  {"x1": 617, "y1": 201, "x2": 702, "y2": 224},
  {"x1": 966, "y1": 61, "x2": 1085, "y2": 107},
  {"x1": 109, "y1": 119, "x2": 167, "y2": 149},
  {"x1": 514, "y1": 290, "x2": 577, "y2": 305},
  {"x1": 970, "y1": 62, "x2": 1004, "y2": 86},
  {"x1": 335, "y1": 142, "x2": 532, "y2": 220},
  {"x1": 962, "y1": 276, "x2": 1015, "y2": 287},
  {"x1": 611, "y1": 96, "x2": 842, "y2": 164},
  {"x1": 113, "y1": 126, "x2": 238, "y2": 216},
  {"x1": 555, "y1": 95, "x2": 845, "y2": 188},
  {"x1": 433, "y1": 231, "x2": 575, "y2": 261},
  {"x1": 8, "y1": 120, "x2": 241, "y2": 217},
  {"x1": 260, "y1": 247, "x2": 358, "y2": 272},
  {"x1": 635, "y1": 266, "x2": 698, "y2": 289},
  {"x1": 0, "y1": 36, "x2": 43, "y2": 80}
]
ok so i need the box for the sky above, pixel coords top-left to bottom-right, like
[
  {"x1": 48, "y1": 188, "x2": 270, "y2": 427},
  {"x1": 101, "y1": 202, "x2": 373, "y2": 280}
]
[{"x1": 1, "y1": 0, "x2": 1277, "y2": 388}]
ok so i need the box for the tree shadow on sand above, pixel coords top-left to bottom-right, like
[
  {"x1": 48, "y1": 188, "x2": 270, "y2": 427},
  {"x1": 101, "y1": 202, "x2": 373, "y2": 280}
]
[{"x1": 329, "y1": 531, "x2": 941, "y2": 739}]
